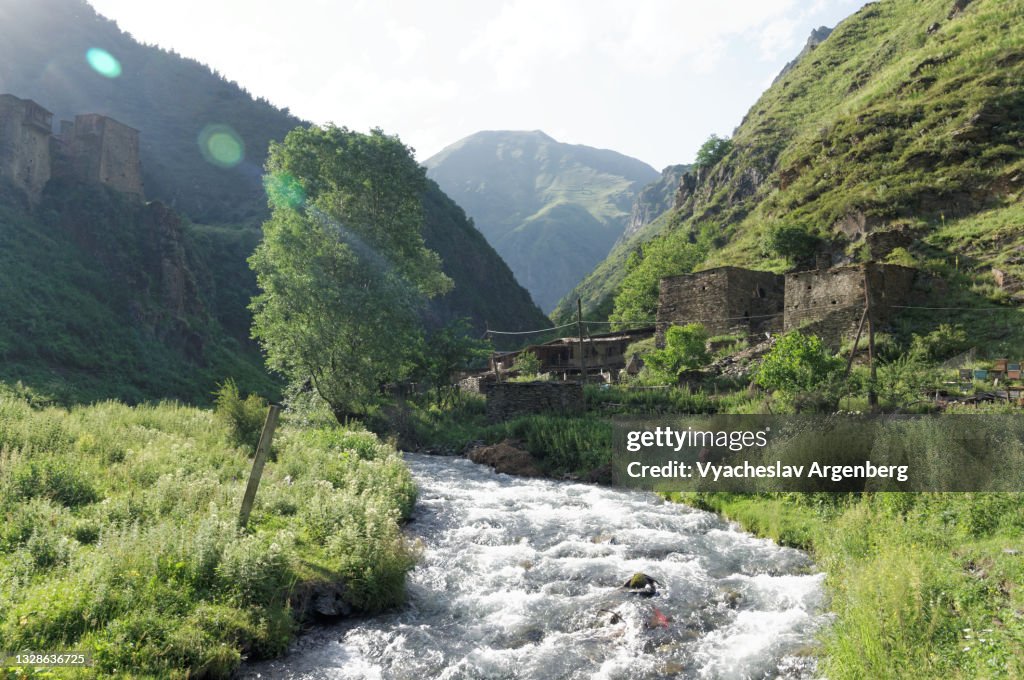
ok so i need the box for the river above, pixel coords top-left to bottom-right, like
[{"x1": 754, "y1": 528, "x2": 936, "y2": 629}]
[{"x1": 241, "y1": 453, "x2": 829, "y2": 679}]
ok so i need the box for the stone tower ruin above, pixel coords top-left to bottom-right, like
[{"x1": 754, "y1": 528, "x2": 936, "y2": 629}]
[
  {"x1": 0, "y1": 94, "x2": 53, "y2": 202},
  {"x1": 53, "y1": 114, "x2": 144, "y2": 199},
  {"x1": 0, "y1": 93, "x2": 144, "y2": 203}
]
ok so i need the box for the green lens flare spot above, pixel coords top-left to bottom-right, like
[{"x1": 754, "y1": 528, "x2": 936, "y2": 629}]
[
  {"x1": 264, "y1": 172, "x2": 306, "y2": 209},
  {"x1": 86, "y1": 48, "x2": 122, "y2": 78},
  {"x1": 198, "y1": 124, "x2": 245, "y2": 168}
]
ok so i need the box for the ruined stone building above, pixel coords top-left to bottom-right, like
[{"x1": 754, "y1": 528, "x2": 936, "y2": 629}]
[
  {"x1": 0, "y1": 94, "x2": 53, "y2": 202},
  {"x1": 53, "y1": 114, "x2": 144, "y2": 199},
  {"x1": 656, "y1": 266, "x2": 784, "y2": 346},
  {"x1": 783, "y1": 263, "x2": 930, "y2": 347},
  {"x1": 657, "y1": 263, "x2": 933, "y2": 349},
  {"x1": 0, "y1": 93, "x2": 144, "y2": 202}
]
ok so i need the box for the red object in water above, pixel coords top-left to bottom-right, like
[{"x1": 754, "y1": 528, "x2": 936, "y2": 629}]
[{"x1": 650, "y1": 608, "x2": 671, "y2": 628}]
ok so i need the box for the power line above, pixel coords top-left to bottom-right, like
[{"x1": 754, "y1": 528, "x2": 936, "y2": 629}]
[
  {"x1": 485, "y1": 322, "x2": 577, "y2": 336},
  {"x1": 485, "y1": 303, "x2": 1019, "y2": 337},
  {"x1": 890, "y1": 304, "x2": 1019, "y2": 311}
]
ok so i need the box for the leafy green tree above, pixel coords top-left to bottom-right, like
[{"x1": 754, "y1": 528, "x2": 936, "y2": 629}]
[
  {"x1": 756, "y1": 331, "x2": 843, "y2": 393},
  {"x1": 411, "y1": 319, "x2": 491, "y2": 406},
  {"x1": 610, "y1": 234, "x2": 706, "y2": 327},
  {"x1": 694, "y1": 134, "x2": 733, "y2": 170},
  {"x1": 512, "y1": 350, "x2": 543, "y2": 378},
  {"x1": 645, "y1": 323, "x2": 709, "y2": 381},
  {"x1": 250, "y1": 125, "x2": 452, "y2": 420},
  {"x1": 762, "y1": 222, "x2": 822, "y2": 266}
]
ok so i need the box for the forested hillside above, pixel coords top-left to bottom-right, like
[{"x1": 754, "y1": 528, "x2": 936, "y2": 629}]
[
  {"x1": 0, "y1": 178, "x2": 275, "y2": 403},
  {"x1": 0, "y1": 0, "x2": 548, "y2": 401}
]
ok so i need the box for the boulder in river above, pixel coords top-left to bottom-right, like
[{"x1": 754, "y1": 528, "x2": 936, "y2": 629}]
[
  {"x1": 623, "y1": 572, "x2": 660, "y2": 597},
  {"x1": 467, "y1": 439, "x2": 544, "y2": 477}
]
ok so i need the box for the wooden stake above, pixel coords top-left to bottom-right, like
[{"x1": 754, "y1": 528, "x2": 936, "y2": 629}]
[
  {"x1": 239, "y1": 404, "x2": 281, "y2": 530},
  {"x1": 577, "y1": 297, "x2": 588, "y2": 384},
  {"x1": 845, "y1": 306, "x2": 869, "y2": 379},
  {"x1": 863, "y1": 268, "x2": 878, "y2": 410}
]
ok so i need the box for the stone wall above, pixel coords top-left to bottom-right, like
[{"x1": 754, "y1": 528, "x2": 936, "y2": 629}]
[
  {"x1": 56, "y1": 114, "x2": 144, "y2": 199},
  {"x1": 458, "y1": 373, "x2": 498, "y2": 394},
  {"x1": 1, "y1": 94, "x2": 145, "y2": 201},
  {"x1": 0, "y1": 94, "x2": 53, "y2": 202},
  {"x1": 481, "y1": 381, "x2": 584, "y2": 422},
  {"x1": 866, "y1": 224, "x2": 925, "y2": 260},
  {"x1": 783, "y1": 263, "x2": 924, "y2": 347},
  {"x1": 656, "y1": 266, "x2": 784, "y2": 346}
]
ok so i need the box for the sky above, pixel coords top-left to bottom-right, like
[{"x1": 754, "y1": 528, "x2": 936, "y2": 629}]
[{"x1": 86, "y1": 0, "x2": 864, "y2": 170}]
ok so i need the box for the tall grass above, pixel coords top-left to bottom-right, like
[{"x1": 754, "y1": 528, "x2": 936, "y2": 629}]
[
  {"x1": 0, "y1": 389, "x2": 417, "y2": 678},
  {"x1": 681, "y1": 491, "x2": 1024, "y2": 678}
]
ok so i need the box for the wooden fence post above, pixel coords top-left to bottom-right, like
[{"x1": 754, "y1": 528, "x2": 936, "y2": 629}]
[{"x1": 238, "y1": 404, "x2": 281, "y2": 530}]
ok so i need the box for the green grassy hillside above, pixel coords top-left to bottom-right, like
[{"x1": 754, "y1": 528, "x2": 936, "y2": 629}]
[
  {"x1": 0, "y1": 179, "x2": 276, "y2": 404},
  {"x1": 425, "y1": 130, "x2": 659, "y2": 312},
  {"x1": 580, "y1": 0, "x2": 1023, "y2": 325},
  {"x1": 551, "y1": 164, "x2": 691, "y2": 323}
]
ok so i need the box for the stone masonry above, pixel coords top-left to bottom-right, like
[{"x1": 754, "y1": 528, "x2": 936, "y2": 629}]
[
  {"x1": 0, "y1": 93, "x2": 144, "y2": 202},
  {"x1": 656, "y1": 263, "x2": 933, "y2": 350},
  {"x1": 53, "y1": 114, "x2": 144, "y2": 199},
  {"x1": 0, "y1": 94, "x2": 53, "y2": 202},
  {"x1": 656, "y1": 266, "x2": 784, "y2": 347},
  {"x1": 481, "y1": 381, "x2": 584, "y2": 423},
  {"x1": 783, "y1": 263, "x2": 926, "y2": 347}
]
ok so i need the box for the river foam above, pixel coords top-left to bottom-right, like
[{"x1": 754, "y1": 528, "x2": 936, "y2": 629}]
[{"x1": 241, "y1": 453, "x2": 829, "y2": 679}]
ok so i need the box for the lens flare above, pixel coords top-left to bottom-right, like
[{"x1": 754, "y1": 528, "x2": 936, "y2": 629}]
[
  {"x1": 264, "y1": 172, "x2": 305, "y2": 209},
  {"x1": 198, "y1": 124, "x2": 244, "y2": 168},
  {"x1": 85, "y1": 48, "x2": 122, "y2": 78}
]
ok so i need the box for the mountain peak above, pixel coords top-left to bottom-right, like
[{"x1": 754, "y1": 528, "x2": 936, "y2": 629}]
[{"x1": 425, "y1": 131, "x2": 658, "y2": 311}]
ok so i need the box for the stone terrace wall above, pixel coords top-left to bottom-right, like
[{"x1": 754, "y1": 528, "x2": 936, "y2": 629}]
[
  {"x1": 481, "y1": 381, "x2": 584, "y2": 423},
  {"x1": 726, "y1": 267, "x2": 786, "y2": 335},
  {"x1": 657, "y1": 267, "x2": 784, "y2": 346}
]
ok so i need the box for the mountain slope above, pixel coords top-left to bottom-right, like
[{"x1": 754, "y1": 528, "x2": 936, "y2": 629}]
[
  {"x1": 551, "y1": 164, "x2": 691, "y2": 323},
  {"x1": 0, "y1": 0, "x2": 548, "y2": 385},
  {"x1": 583, "y1": 0, "x2": 1024, "y2": 325},
  {"x1": 0, "y1": 178, "x2": 276, "y2": 403},
  {"x1": 425, "y1": 130, "x2": 659, "y2": 312},
  {"x1": 0, "y1": 0, "x2": 301, "y2": 224},
  {"x1": 420, "y1": 179, "x2": 551, "y2": 339}
]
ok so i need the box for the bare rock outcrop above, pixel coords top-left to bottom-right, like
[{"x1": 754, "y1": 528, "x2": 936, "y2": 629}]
[{"x1": 467, "y1": 440, "x2": 544, "y2": 477}]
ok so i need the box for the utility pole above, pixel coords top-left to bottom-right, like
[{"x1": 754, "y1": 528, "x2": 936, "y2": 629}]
[
  {"x1": 863, "y1": 267, "x2": 878, "y2": 410},
  {"x1": 844, "y1": 307, "x2": 868, "y2": 379},
  {"x1": 577, "y1": 297, "x2": 588, "y2": 384}
]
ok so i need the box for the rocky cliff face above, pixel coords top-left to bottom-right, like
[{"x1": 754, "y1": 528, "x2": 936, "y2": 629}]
[
  {"x1": 772, "y1": 26, "x2": 834, "y2": 85},
  {"x1": 622, "y1": 164, "x2": 691, "y2": 242}
]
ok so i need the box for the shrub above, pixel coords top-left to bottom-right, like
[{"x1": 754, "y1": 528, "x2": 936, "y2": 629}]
[
  {"x1": 214, "y1": 378, "x2": 269, "y2": 451},
  {"x1": 645, "y1": 323, "x2": 710, "y2": 381},
  {"x1": 694, "y1": 134, "x2": 733, "y2": 169},
  {"x1": 762, "y1": 222, "x2": 822, "y2": 266},
  {"x1": 909, "y1": 324, "x2": 970, "y2": 361},
  {"x1": 511, "y1": 351, "x2": 542, "y2": 378},
  {"x1": 756, "y1": 331, "x2": 844, "y2": 394}
]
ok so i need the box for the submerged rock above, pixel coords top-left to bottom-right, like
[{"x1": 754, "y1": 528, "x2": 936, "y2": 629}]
[{"x1": 623, "y1": 572, "x2": 660, "y2": 597}]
